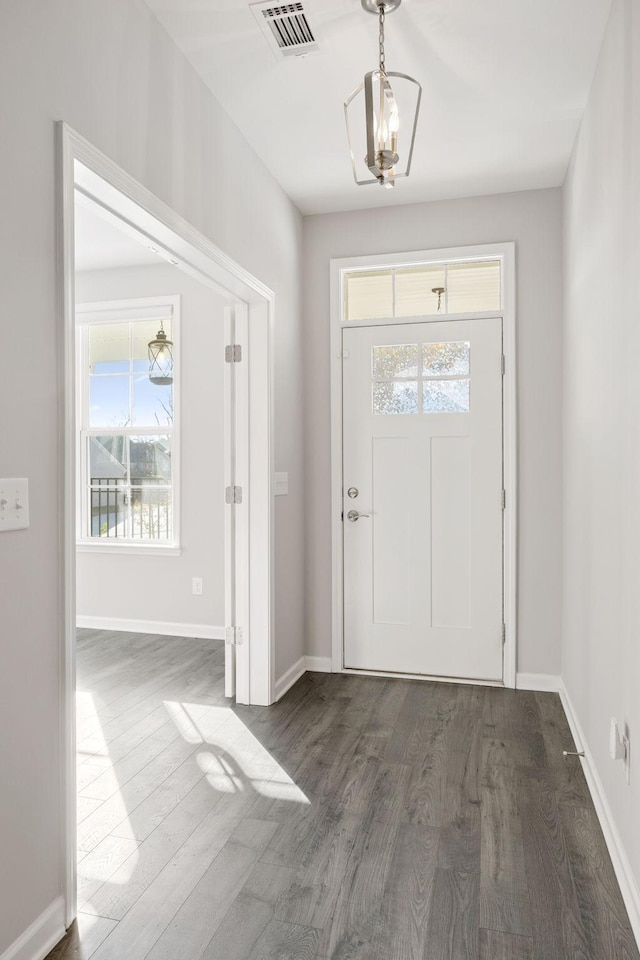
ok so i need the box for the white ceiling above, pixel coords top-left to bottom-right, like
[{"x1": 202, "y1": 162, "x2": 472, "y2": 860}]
[
  {"x1": 75, "y1": 201, "x2": 164, "y2": 272},
  {"x1": 142, "y1": 0, "x2": 612, "y2": 215}
]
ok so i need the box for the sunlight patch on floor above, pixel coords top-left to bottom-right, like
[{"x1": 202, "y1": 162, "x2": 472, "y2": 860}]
[
  {"x1": 165, "y1": 699, "x2": 310, "y2": 805},
  {"x1": 75, "y1": 691, "x2": 137, "y2": 863}
]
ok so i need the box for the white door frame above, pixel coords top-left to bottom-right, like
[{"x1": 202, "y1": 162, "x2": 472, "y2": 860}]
[
  {"x1": 57, "y1": 123, "x2": 275, "y2": 927},
  {"x1": 329, "y1": 242, "x2": 517, "y2": 688}
]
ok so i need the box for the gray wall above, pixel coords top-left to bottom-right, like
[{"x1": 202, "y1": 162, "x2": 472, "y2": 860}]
[
  {"x1": 0, "y1": 1, "x2": 303, "y2": 951},
  {"x1": 563, "y1": 0, "x2": 640, "y2": 906},
  {"x1": 302, "y1": 188, "x2": 564, "y2": 677},
  {"x1": 75, "y1": 265, "x2": 226, "y2": 631}
]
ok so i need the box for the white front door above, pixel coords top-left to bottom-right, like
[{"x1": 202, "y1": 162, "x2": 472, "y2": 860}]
[{"x1": 342, "y1": 318, "x2": 504, "y2": 682}]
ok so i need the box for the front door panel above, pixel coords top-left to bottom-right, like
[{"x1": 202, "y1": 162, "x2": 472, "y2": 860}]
[{"x1": 342, "y1": 318, "x2": 503, "y2": 681}]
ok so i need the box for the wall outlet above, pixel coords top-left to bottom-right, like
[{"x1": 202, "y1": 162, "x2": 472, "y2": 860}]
[{"x1": 192, "y1": 577, "x2": 203, "y2": 596}]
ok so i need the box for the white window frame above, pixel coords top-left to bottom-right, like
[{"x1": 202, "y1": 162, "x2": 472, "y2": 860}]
[
  {"x1": 330, "y1": 242, "x2": 517, "y2": 688},
  {"x1": 75, "y1": 296, "x2": 181, "y2": 556}
]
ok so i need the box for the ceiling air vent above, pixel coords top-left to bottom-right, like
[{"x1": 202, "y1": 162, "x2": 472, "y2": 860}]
[{"x1": 250, "y1": 1, "x2": 319, "y2": 60}]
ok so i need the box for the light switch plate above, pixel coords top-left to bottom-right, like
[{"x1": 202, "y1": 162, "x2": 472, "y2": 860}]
[
  {"x1": 274, "y1": 472, "x2": 289, "y2": 496},
  {"x1": 0, "y1": 478, "x2": 29, "y2": 532}
]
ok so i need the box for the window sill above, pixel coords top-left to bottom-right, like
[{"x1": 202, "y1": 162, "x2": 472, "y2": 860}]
[{"x1": 76, "y1": 541, "x2": 182, "y2": 557}]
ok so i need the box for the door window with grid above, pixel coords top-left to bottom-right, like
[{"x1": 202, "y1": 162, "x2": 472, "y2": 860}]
[{"x1": 77, "y1": 300, "x2": 179, "y2": 547}]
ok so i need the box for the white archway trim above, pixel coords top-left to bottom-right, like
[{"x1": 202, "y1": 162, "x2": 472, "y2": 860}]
[{"x1": 57, "y1": 122, "x2": 275, "y2": 928}]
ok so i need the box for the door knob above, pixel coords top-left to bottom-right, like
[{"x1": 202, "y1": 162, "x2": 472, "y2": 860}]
[{"x1": 347, "y1": 509, "x2": 370, "y2": 522}]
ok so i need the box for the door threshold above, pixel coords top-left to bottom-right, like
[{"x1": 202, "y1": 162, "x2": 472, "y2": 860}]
[{"x1": 342, "y1": 666, "x2": 504, "y2": 687}]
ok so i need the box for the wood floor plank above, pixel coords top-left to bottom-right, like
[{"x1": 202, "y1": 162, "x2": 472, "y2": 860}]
[
  {"x1": 315, "y1": 761, "x2": 416, "y2": 956},
  {"x1": 483, "y1": 688, "x2": 546, "y2": 768},
  {"x1": 77, "y1": 728, "x2": 219, "y2": 851},
  {"x1": 273, "y1": 808, "x2": 361, "y2": 929},
  {"x1": 362, "y1": 678, "x2": 411, "y2": 740},
  {"x1": 437, "y1": 686, "x2": 483, "y2": 874},
  {"x1": 327, "y1": 823, "x2": 438, "y2": 960},
  {"x1": 77, "y1": 796, "x2": 104, "y2": 825},
  {"x1": 200, "y1": 893, "x2": 274, "y2": 960},
  {"x1": 199, "y1": 860, "x2": 298, "y2": 959},
  {"x1": 81, "y1": 776, "x2": 221, "y2": 920},
  {"x1": 402, "y1": 686, "x2": 458, "y2": 827},
  {"x1": 144, "y1": 821, "x2": 278, "y2": 960},
  {"x1": 108, "y1": 750, "x2": 211, "y2": 842},
  {"x1": 243, "y1": 861, "x2": 297, "y2": 905},
  {"x1": 424, "y1": 868, "x2": 480, "y2": 960},
  {"x1": 479, "y1": 929, "x2": 534, "y2": 960},
  {"x1": 89, "y1": 647, "x2": 211, "y2": 719},
  {"x1": 246, "y1": 918, "x2": 319, "y2": 960},
  {"x1": 78, "y1": 720, "x2": 185, "y2": 801},
  {"x1": 89, "y1": 806, "x2": 253, "y2": 960},
  {"x1": 329, "y1": 747, "x2": 380, "y2": 817},
  {"x1": 77, "y1": 762, "x2": 110, "y2": 794},
  {"x1": 384, "y1": 680, "x2": 445, "y2": 764},
  {"x1": 519, "y1": 768, "x2": 592, "y2": 959},
  {"x1": 480, "y1": 739, "x2": 532, "y2": 937},
  {"x1": 560, "y1": 803, "x2": 640, "y2": 959},
  {"x1": 366, "y1": 761, "x2": 412, "y2": 826},
  {"x1": 377, "y1": 823, "x2": 438, "y2": 958},
  {"x1": 77, "y1": 835, "x2": 140, "y2": 908}
]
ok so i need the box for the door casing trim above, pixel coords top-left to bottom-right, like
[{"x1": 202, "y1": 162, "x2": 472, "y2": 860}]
[
  {"x1": 57, "y1": 122, "x2": 276, "y2": 929},
  {"x1": 329, "y1": 242, "x2": 517, "y2": 688}
]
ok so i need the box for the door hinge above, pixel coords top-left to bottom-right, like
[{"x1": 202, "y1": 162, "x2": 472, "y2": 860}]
[
  {"x1": 501, "y1": 489, "x2": 506, "y2": 510},
  {"x1": 226, "y1": 626, "x2": 243, "y2": 646},
  {"x1": 501, "y1": 355, "x2": 506, "y2": 375},
  {"x1": 225, "y1": 344, "x2": 242, "y2": 363},
  {"x1": 502, "y1": 623, "x2": 506, "y2": 645},
  {"x1": 225, "y1": 485, "x2": 243, "y2": 504}
]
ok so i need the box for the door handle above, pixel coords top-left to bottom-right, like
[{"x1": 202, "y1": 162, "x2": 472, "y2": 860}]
[{"x1": 347, "y1": 510, "x2": 371, "y2": 522}]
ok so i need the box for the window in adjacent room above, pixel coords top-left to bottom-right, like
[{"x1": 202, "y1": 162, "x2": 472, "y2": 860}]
[{"x1": 76, "y1": 297, "x2": 180, "y2": 549}]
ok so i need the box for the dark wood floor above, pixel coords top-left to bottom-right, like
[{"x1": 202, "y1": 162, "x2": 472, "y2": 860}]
[{"x1": 47, "y1": 629, "x2": 639, "y2": 960}]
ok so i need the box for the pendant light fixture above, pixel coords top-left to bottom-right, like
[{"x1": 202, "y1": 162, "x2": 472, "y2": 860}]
[
  {"x1": 148, "y1": 321, "x2": 174, "y2": 385},
  {"x1": 344, "y1": 0, "x2": 421, "y2": 189}
]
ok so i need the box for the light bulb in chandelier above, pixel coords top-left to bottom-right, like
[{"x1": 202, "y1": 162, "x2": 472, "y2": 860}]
[{"x1": 344, "y1": 0, "x2": 421, "y2": 188}]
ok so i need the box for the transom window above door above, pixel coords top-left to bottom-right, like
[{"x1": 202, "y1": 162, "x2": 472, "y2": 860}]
[
  {"x1": 344, "y1": 258, "x2": 501, "y2": 322},
  {"x1": 372, "y1": 341, "x2": 471, "y2": 415}
]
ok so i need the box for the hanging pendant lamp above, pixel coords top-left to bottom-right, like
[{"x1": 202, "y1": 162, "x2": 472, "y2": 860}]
[
  {"x1": 148, "y1": 321, "x2": 174, "y2": 385},
  {"x1": 344, "y1": 0, "x2": 421, "y2": 189}
]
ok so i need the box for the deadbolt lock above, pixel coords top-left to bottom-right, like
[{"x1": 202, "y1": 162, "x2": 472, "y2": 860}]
[{"x1": 347, "y1": 487, "x2": 359, "y2": 499}]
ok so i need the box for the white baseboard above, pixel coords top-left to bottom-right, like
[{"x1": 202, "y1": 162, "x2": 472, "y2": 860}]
[
  {"x1": 76, "y1": 615, "x2": 225, "y2": 641},
  {"x1": 305, "y1": 655, "x2": 332, "y2": 673},
  {"x1": 1, "y1": 896, "x2": 65, "y2": 960},
  {"x1": 516, "y1": 672, "x2": 561, "y2": 692},
  {"x1": 559, "y1": 681, "x2": 640, "y2": 948},
  {"x1": 275, "y1": 656, "x2": 306, "y2": 700},
  {"x1": 274, "y1": 655, "x2": 333, "y2": 701}
]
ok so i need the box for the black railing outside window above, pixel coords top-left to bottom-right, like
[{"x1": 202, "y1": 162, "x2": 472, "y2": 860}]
[{"x1": 90, "y1": 478, "x2": 171, "y2": 540}]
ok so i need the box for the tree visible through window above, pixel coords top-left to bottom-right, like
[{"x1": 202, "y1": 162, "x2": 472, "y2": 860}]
[{"x1": 78, "y1": 307, "x2": 178, "y2": 545}]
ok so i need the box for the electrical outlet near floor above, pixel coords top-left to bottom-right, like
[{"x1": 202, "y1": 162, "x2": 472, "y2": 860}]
[{"x1": 192, "y1": 577, "x2": 203, "y2": 596}]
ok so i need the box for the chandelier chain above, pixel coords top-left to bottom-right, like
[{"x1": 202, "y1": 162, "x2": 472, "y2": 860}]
[{"x1": 378, "y1": 4, "x2": 385, "y2": 73}]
